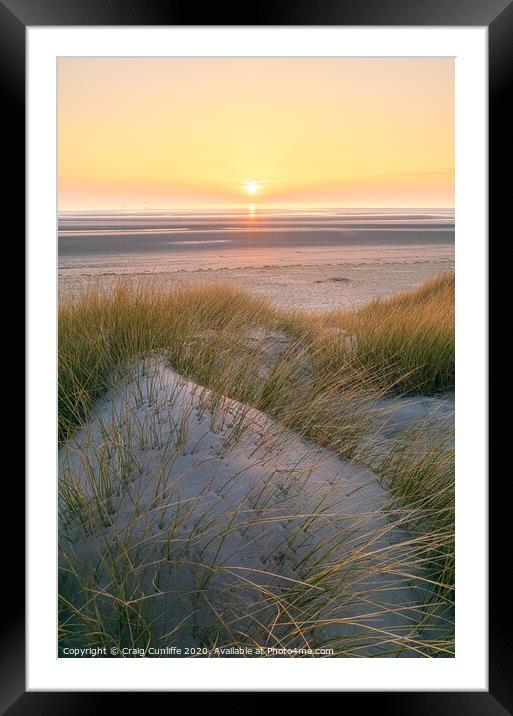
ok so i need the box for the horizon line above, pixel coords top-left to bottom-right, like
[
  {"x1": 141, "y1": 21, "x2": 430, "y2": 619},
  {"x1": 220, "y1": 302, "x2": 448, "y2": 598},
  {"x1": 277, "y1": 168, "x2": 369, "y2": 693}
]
[{"x1": 58, "y1": 203, "x2": 455, "y2": 214}]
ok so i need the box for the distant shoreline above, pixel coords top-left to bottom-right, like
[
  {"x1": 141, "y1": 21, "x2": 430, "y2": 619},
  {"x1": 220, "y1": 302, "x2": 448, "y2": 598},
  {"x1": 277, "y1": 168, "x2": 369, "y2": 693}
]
[{"x1": 58, "y1": 208, "x2": 454, "y2": 310}]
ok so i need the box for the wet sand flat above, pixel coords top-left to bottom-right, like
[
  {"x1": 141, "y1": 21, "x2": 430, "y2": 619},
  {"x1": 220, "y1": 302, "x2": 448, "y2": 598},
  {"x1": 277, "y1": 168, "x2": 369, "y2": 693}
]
[{"x1": 58, "y1": 208, "x2": 454, "y2": 310}]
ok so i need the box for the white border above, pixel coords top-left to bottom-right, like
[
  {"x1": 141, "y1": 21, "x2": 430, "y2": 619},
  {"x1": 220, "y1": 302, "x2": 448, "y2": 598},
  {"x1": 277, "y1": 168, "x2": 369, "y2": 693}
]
[{"x1": 27, "y1": 27, "x2": 487, "y2": 691}]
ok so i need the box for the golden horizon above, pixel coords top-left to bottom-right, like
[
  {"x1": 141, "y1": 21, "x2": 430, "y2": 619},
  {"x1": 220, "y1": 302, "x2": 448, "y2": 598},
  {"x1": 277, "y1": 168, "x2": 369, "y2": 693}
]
[{"x1": 58, "y1": 58, "x2": 454, "y2": 211}]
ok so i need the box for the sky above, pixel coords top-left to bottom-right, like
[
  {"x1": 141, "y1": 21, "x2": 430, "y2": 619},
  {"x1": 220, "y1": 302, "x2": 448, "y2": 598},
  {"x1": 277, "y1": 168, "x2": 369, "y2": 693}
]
[{"x1": 58, "y1": 58, "x2": 454, "y2": 210}]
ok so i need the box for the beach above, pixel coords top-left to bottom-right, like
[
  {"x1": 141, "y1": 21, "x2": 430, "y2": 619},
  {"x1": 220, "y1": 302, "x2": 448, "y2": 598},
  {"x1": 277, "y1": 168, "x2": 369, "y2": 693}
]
[{"x1": 58, "y1": 208, "x2": 454, "y2": 309}]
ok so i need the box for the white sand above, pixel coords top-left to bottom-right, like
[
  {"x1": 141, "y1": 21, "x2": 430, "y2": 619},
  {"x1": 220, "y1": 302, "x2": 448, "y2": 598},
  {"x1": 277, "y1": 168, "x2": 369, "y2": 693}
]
[{"x1": 59, "y1": 357, "x2": 448, "y2": 656}]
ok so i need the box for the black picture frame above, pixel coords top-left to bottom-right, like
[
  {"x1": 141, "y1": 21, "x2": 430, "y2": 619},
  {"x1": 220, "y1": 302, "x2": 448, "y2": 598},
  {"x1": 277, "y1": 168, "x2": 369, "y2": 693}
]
[{"x1": 5, "y1": 0, "x2": 511, "y2": 709}]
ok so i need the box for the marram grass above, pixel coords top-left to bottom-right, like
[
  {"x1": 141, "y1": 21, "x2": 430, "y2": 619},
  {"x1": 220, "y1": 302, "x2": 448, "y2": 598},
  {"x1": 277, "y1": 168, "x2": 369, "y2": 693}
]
[
  {"x1": 59, "y1": 272, "x2": 454, "y2": 442},
  {"x1": 58, "y1": 272, "x2": 455, "y2": 656},
  {"x1": 314, "y1": 271, "x2": 455, "y2": 395}
]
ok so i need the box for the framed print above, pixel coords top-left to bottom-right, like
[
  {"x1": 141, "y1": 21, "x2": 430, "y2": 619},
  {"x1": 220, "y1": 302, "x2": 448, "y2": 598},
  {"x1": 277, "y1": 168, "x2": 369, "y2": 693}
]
[{"x1": 4, "y1": 0, "x2": 510, "y2": 708}]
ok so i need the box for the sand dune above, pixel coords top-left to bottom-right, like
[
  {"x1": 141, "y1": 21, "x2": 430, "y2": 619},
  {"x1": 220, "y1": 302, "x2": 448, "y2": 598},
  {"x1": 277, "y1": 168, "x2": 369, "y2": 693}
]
[{"x1": 59, "y1": 356, "x2": 448, "y2": 656}]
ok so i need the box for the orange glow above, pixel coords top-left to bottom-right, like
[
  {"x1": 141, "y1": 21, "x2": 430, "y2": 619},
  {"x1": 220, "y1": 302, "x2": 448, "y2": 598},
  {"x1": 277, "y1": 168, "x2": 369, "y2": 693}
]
[{"x1": 58, "y1": 58, "x2": 454, "y2": 210}]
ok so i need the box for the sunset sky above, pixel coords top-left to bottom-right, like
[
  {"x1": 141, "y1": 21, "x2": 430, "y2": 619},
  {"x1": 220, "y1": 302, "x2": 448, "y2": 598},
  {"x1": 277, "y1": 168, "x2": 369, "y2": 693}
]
[{"x1": 58, "y1": 58, "x2": 454, "y2": 210}]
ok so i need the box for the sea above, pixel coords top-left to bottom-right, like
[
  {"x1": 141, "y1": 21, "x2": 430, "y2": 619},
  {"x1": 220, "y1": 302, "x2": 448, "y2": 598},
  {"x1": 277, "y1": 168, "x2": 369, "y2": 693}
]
[{"x1": 58, "y1": 207, "x2": 454, "y2": 311}]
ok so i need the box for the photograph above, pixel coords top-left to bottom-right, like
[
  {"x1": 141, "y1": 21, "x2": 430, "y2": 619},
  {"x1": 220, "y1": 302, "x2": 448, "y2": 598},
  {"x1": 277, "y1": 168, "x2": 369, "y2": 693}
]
[{"x1": 57, "y1": 56, "x2": 456, "y2": 659}]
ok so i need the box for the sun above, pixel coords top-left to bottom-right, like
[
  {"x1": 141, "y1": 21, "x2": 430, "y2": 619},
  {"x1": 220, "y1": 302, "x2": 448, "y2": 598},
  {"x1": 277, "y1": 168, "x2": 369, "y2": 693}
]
[{"x1": 243, "y1": 180, "x2": 259, "y2": 195}]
